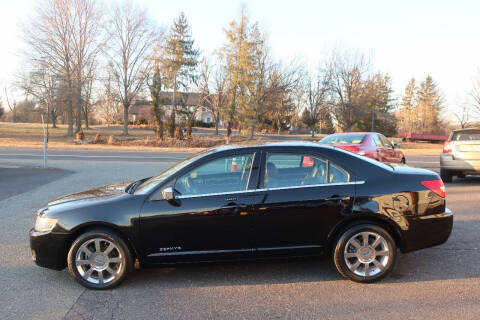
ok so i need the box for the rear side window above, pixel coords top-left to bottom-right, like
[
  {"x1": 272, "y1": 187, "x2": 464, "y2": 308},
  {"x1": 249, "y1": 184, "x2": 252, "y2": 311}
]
[
  {"x1": 264, "y1": 153, "x2": 349, "y2": 188},
  {"x1": 451, "y1": 130, "x2": 480, "y2": 141},
  {"x1": 321, "y1": 134, "x2": 366, "y2": 144}
]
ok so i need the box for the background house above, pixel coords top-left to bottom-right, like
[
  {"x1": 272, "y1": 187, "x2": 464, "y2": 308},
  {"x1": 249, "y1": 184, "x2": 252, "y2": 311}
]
[{"x1": 130, "y1": 92, "x2": 214, "y2": 124}]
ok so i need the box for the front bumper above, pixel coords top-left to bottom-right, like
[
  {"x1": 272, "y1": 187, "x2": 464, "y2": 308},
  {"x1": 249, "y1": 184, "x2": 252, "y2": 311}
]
[
  {"x1": 30, "y1": 229, "x2": 70, "y2": 270},
  {"x1": 401, "y1": 208, "x2": 453, "y2": 253},
  {"x1": 440, "y1": 153, "x2": 480, "y2": 173}
]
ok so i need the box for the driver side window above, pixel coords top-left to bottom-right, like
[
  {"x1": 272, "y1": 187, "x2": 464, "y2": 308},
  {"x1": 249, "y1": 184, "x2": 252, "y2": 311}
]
[{"x1": 175, "y1": 154, "x2": 254, "y2": 197}]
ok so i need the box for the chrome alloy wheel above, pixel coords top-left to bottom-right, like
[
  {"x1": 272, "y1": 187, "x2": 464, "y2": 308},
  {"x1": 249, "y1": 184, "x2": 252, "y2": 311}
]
[
  {"x1": 344, "y1": 231, "x2": 390, "y2": 277},
  {"x1": 75, "y1": 238, "x2": 124, "y2": 285}
]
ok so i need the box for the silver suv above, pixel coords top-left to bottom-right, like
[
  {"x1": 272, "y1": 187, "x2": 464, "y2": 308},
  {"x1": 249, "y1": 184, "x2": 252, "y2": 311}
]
[{"x1": 440, "y1": 128, "x2": 480, "y2": 182}]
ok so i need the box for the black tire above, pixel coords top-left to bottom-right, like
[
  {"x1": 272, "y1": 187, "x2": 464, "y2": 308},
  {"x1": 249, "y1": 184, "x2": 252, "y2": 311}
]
[
  {"x1": 333, "y1": 224, "x2": 396, "y2": 283},
  {"x1": 440, "y1": 169, "x2": 453, "y2": 183},
  {"x1": 67, "y1": 229, "x2": 133, "y2": 290},
  {"x1": 401, "y1": 157, "x2": 406, "y2": 164}
]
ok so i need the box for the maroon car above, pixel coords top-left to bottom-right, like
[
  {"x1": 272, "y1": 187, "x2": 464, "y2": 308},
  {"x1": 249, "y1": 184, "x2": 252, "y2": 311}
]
[{"x1": 319, "y1": 132, "x2": 406, "y2": 163}]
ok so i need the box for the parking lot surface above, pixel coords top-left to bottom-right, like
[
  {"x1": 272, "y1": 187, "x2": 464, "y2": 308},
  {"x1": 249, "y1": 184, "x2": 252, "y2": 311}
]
[{"x1": 0, "y1": 150, "x2": 479, "y2": 320}]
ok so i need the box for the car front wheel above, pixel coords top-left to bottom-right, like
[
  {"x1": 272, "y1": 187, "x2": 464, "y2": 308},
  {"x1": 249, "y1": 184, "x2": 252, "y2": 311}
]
[
  {"x1": 333, "y1": 224, "x2": 396, "y2": 283},
  {"x1": 67, "y1": 229, "x2": 133, "y2": 290}
]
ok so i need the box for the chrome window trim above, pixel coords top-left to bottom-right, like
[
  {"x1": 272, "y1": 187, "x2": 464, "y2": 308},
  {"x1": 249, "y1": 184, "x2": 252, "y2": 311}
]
[{"x1": 176, "y1": 180, "x2": 365, "y2": 199}]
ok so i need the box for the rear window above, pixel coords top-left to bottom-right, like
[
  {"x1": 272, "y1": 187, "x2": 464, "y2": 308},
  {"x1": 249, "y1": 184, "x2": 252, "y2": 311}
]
[
  {"x1": 320, "y1": 134, "x2": 366, "y2": 144},
  {"x1": 451, "y1": 130, "x2": 480, "y2": 141}
]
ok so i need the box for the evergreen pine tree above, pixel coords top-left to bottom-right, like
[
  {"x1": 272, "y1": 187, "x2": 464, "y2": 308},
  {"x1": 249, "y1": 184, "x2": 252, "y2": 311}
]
[{"x1": 162, "y1": 12, "x2": 199, "y2": 138}]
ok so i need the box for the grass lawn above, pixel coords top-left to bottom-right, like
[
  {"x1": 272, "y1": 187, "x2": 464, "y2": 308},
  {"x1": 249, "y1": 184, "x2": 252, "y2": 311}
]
[{"x1": 0, "y1": 122, "x2": 443, "y2": 155}]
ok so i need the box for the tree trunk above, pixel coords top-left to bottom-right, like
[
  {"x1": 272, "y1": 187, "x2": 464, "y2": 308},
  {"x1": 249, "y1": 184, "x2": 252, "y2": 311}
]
[
  {"x1": 67, "y1": 96, "x2": 73, "y2": 136},
  {"x1": 51, "y1": 111, "x2": 57, "y2": 128},
  {"x1": 169, "y1": 111, "x2": 176, "y2": 138},
  {"x1": 123, "y1": 104, "x2": 129, "y2": 135},
  {"x1": 187, "y1": 119, "x2": 192, "y2": 138},
  {"x1": 12, "y1": 109, "x2": 16, "y2": 123},
  {"x1": 249, "y1": 125, "x2": 255, "y2": 140},
  {"x1": 84, "y1": 108, "x2": 90, "y2": 129},
  {"x1": 170, "y1": 80, "x2": 177, "y2": 139},
  {"x1": 155, "y1": 120, "x2": 163, "y2": 141},
  {"x1": 75, "y1": 87, "x2": 82, "y2": 133},
  {"x1": 174, "y1": 126, "x2": 184, "y2": 140},
  {"x1": 227, "y1": 121, "x2": 232, "y2": 137},
  {"x1": 311, "y1": 128, "x2": 315, "y2": 137}
]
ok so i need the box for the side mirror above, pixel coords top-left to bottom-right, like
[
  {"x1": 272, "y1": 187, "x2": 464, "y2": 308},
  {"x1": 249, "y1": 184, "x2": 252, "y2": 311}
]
[
  {"x1": 161, "y1": 187, "x2": 175, "y2": 201},
  {"x1": 393, "y1": 143, "x2": 400, "y2": 149}
]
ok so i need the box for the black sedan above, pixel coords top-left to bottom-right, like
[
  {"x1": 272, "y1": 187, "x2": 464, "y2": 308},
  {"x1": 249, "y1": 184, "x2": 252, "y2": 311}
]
[{"x1": 30, "y1": 142, "x2": 453, "y2": 289}]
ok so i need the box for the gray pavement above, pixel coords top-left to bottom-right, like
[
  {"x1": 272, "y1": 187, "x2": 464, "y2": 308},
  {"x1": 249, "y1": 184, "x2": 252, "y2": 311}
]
[{"x1": 0, "y1": 148, "x2": 479, "y2": 319}]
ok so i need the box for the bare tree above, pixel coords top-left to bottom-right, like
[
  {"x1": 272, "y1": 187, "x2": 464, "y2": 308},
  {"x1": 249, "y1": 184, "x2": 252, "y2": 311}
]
[
  {"x1": 71, "y1": 0, "x2": 103, "y2": 132},
  {"x1": 207, "y1": 60, "x2": 229, "y2": 135},
  {"x1": 266, "y1": 61, "x2": 304, "y2": 134},
  {"x1": 472, "y1": 77, "x2": 480, "y2": 117},
  {"x1": 181, "y1": 58, "x2": 215, "y2": 139},
  {"x1": 454, "y1": 103, "x2": 472, "y2": 128},
  {"x1": 4, "y1": 86, "x2": 17, "y2": 123},
  {"x1": 23, "y1": 0, "x2": 78, "y2": 135},
  {"x1": 106, "y1": 1, "x2": 158, "y2": 136},
  {"x1": 329, "y1": 50, "x2": 370, "y2": 131},
  {"x1": 301, "y1": 69, "x2": 332, "y2": 137},
  {"x1": 97, "y1": 74, "x2": 121, "y2": 125},
  {"x1": 19, "y1": 65, "x2": 59, "y2": 128}
]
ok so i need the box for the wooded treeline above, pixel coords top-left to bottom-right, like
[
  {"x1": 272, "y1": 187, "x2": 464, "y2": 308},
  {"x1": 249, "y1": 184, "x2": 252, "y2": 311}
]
[{"x1": 3, "y1": 0, "x2": 452, "y2": 139}]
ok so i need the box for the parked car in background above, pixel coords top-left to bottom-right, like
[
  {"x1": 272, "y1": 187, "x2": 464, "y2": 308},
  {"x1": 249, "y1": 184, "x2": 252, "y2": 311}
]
[
  {"x1": 440, "y1": 128, "x2": 480, "y2": 182},
  {"x1": 30, "y1": 142, "x2": 452, "y2": 289},
  {"x1": 319, "y1": 132, "x2": 406, "y2": 163}
]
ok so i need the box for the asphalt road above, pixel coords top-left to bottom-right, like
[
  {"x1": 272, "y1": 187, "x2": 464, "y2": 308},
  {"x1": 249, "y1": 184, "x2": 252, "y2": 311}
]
[{"x1": 0, "y1": 148, "x2": 479, "y2": 320}]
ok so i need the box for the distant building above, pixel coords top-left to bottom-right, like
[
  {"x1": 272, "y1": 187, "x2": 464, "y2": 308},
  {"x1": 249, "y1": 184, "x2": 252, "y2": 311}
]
[{"x1": 130, "y1": 92, "x2": 214, "y2": 124}]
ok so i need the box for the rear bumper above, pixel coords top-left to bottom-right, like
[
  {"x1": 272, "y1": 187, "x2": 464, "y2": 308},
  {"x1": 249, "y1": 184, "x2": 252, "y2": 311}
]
[
  {"x1": 440, "y1": 153, "x2": 480, "y2": 173},
  {"x1": 30, "y1": 229, "x2": 69, "y2": 270},
  {"x1": 401, "y1": 208, "x2": 453, "y2": 253}
]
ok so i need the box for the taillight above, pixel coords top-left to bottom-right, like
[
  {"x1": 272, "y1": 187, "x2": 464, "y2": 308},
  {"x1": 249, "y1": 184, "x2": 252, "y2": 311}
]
[
  {"x1": 443, "y1": 140, "x2": 452, "y2": 153},
  {"x1": 336, "y1": 145, "x2": 359, "y2": 153},
  {"x1": 421, "y1": 179, "x2": 446, "y2": 198}
]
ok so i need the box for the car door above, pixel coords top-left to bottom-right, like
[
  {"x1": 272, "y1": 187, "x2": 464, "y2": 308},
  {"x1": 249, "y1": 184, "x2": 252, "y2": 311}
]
[
  {"x1": 252, "y1": 149, "x2": 355, "y2": 257},
  {"x1": 372, "y1": 134, "x2": 388, "y2": 162},
  {"x1": 140, "y1": 151, "x2": 262, "y2": 263},
  {"x1": 379, "y1": 134, "x2": 396, "y2": 162}
]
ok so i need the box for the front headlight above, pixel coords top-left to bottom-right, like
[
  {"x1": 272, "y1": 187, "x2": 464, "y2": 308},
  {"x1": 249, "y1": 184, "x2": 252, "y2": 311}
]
[{"x1": 34, "y1": 216, "x2": 57, "y2": 233}]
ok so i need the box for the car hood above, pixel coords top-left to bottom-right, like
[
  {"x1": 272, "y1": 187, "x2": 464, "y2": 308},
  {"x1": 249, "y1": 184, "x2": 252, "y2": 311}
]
[{"x1": 46, "y1": 180, "x2": 134, "y2": 207}]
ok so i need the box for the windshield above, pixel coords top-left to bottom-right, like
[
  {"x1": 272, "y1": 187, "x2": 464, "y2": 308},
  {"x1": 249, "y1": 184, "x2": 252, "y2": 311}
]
[
  {"x1": 320, "y1": 134, "x2": 366, "y2": 144},
  {"x1": 134, "y1": 151, "x2": 208, "y2": 194}
]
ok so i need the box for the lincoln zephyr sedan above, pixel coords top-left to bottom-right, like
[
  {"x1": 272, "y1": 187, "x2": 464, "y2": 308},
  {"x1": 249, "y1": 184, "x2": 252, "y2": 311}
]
[{"x1": 30, "y1": 142, "x2": 453, "y2": 289}]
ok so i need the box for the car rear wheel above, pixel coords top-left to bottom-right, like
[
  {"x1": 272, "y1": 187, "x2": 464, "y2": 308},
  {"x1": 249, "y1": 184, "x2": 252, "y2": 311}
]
[
  {"x1": 67, "y1": 229, "x2": 133, "y2": 290},
  {"x1": 401, "y1": 157, "x2": 406, "y2": 164},
  {"x1": 333, "y1": 224, "x2": 396, "y2": 283},
  {"x1": 440, "y1": 169, "x2": 453, "y2": 183}
]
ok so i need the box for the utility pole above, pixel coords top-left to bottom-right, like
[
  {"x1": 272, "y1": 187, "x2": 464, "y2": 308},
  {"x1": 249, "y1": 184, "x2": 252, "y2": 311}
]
[{"x1": 41, "y1": 114, "x2": 48, "y2": 168}]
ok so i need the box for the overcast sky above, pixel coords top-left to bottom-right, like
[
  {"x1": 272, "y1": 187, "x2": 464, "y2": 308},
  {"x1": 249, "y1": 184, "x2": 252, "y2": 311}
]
[{"x1": 1, "y1": 0, "x2": 479, "y2": 118}]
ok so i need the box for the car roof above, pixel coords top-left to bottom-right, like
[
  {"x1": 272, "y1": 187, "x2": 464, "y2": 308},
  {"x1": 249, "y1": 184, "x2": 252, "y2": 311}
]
[
  {"x1": 324, "y1": 132, "x2": 375, "y2": 135},
  {"x1": 206, "y1": 141, "x2": 336, "y2": 153},
  {"x1": 452, "y1": 128, "x2": 480, "y2": 132}
]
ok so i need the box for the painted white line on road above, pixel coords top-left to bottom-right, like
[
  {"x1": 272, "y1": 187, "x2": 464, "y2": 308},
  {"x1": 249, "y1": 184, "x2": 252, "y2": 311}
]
[
  {"x1": 0, "y1": 153, "x2": 185, "y2": 160},
  {"x1": 407, "y1": 161, "x2": 438, "y2": 164}
]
